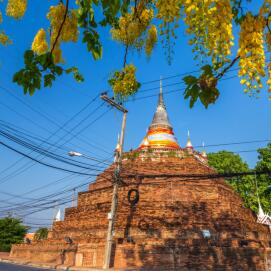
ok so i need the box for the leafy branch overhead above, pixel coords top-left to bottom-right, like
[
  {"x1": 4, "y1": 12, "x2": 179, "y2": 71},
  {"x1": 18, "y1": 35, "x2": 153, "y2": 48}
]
[
  {"x1": 1, "y1": 0, "x2": 271, "y2": 106},
  {"x1": 183, "y1": 65, "x2": 219, "y2": 109},
  {"x1": 13, "y1": 50, "x2": 83, "y2": 96}
]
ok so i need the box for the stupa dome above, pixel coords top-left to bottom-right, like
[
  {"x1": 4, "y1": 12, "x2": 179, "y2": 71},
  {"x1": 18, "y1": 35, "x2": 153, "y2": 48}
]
[{"x1": 139, "y1": 80, "x2": 180, "y2": 150}]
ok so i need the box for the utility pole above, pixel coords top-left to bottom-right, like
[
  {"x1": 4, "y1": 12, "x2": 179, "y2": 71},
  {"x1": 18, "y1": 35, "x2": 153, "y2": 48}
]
[
  {"x1": 72, "y1": 188, "x2": 76, "y2": 207},
  {"x1": 101, "y1": 93, "x2": 128, "y2": 269}
]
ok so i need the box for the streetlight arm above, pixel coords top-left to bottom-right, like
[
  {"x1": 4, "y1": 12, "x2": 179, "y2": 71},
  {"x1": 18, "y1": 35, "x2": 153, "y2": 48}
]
[
  {"x1": 68, "y1": 151, "x2": 111, "y2": 166},
  {"x1": 68, "y1": 151, "x2": 83, "y2": 157}
]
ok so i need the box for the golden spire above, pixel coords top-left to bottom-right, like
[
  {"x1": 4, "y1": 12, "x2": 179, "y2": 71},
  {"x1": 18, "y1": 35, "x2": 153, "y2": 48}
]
[
  {"x1": 149, "y1": 77, "x2": 172, "y2": 129},
  {"x1": 201, "y1": 141, "x2": 207, "y2": 158},
  {"x1": 186, "y1": 130, "x2": 193, "y2": 149},
  {"x1": 139, "y1": 78, "x2": 180, "y2": 150}
]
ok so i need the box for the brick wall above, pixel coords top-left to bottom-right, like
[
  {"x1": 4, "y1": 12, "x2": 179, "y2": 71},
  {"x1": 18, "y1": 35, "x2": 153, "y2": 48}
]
[{"x1": 11, "y1": 155, "x2": 271, "y2": 270}]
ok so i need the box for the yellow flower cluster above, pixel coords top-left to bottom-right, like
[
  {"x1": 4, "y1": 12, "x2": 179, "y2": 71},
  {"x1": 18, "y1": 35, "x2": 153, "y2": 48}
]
[
  {"x1": 259, "y1": 0, "x2": 271, "y2": 16},
  {"x1": 47, "y1": 4, "x2": 79, "y2": 63},
  {"x1": 0, "y1": 11, "x2": 11, "y2": 46},
  {"x1": 156, "y1": 0, "x2": 181, "y2": 24},
  {"x1": 156, "y1": 0, "x2": 181, "y2": 56},
  {"x1": 260, "y1": 1, "x2": 271, "y2": 98},
  {"x1": 238, "y1": 14, "x2": 265, "y2": 96},
  {"x1": 184, "y1": 0, "x2": 234, "y2": 66},
  {"x1": 207, "y1": 0, "x2": 234, "y2": 67},
  {"x1": 109, "y1": 64, "x2": 140, "y2": 101},
  {"x1": 111, "y1": 7, "x2": 153, "y2": 48},
  {"x1": 0, "y1": 32, "x2": 12, "y2": 46},
  {"x1": 266, "y1": 33, "x2": 271, "y2": 97},
  {"x1": 52, "y1": 46, "x2": 63, "y2": 65},
  {"x1": 6, "y1": 0, "x2": 27, "y2": 19},
  {"x1": 145, "y1": 25, "x2": 158, "y2": 56},
  {"x1": 31, "y1": 29, "x2": 48, "y2": 55}
]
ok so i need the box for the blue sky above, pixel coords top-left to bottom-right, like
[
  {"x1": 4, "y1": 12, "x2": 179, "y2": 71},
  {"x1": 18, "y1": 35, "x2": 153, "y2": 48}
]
[{"x1": 0, "y1": 1, "x2": 270, "y2": 228}]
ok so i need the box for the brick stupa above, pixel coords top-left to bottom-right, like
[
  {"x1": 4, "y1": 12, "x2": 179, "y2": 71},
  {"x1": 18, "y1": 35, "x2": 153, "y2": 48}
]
[{"x1": 11, "y1": 83, "x2": 271, "y2": 270}]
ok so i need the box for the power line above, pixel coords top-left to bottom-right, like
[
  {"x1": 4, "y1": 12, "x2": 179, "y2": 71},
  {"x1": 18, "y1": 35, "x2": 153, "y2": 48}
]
[
  {"x1": 140, "y1": 69, "x2": 201, "y2": 85},
  {"x1": 193, "y1": 139, "x2": 271, "y2": 149},
  {"x1": 2, "y1": 170, "x2": 270, "y2": 218},
  {"x1": 121, "y1": 169, "x2": 271, "y2": 180},
  {"x1": 0, "y1": 179, "x2": 93, "y2": 213},
  {"x1": 0, "y1": 87, "x2": 111, "y2": 155},
  {"x1": 0, "y1": 105, "x2": 113, "y2": 184},
  {"x1": 0, "y1": 102, "x2": 107, "y2": 161},
  {"x1": 0, "y1": 153, "x2": 113, "y2": 204},
  {"x1": 138, "y1": 67, "x2": 239, "y2": 93},
  {"x1": 7, "y1": 185, "x2": 89, "y2": 217},
  {"x1": 0, "y1": 97, "x2": 112, "y2": 184},
  {"x1": 139, "y1": 51, "x2": 271, "y2": 87},
  {"x1": 0, "y1": 94, "x2": 103, "y2": 176},
  {"x1": 0, "y1": 120, "x2": 113, "y2": 166},
  {"x1": 0, "y1": 129, "x2": 110, "y2": 170},
  {"x1": 128, "y1": 74, "x2": 238, "y2": 102},
  {"x1": 0, "y1": 141, "x2": 102, "y2": 176}
]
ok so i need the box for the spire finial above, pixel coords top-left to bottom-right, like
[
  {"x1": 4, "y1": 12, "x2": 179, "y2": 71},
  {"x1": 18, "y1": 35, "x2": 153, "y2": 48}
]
[
  {"x1": 138, "y1": 76, "x2": 180, "y2": 150},
  {"x1": 160, "y1": 76, "x2": 162, "y2": 95},
  {"x1": 158, "y1": 76, "x2": 164, "y2": 107},
  {"x1": 202, "y1": 141, "x2": 207, "y2": 158},
  {"x1": 186, "y1": 129, "x2": 193, "y2": 149}
]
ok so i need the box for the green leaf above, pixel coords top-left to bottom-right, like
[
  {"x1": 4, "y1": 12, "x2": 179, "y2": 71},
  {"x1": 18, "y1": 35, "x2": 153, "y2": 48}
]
[
  {"x1": 183, "y1": 75, "x2": 197, "y2": 86},
  {"x1": 100, "y1": 0, "x2": 122, "y2": 26},
  {"x1": 183, "y1": 83, "x2": 200, "y2": 108},
  {"x1": 24, "y1": 50, "x2": 34, "y2": 66},
  {"x1": 201, "y1": 64, "x2": 213, "y2": 76},
  {"x1": 65, "y1": 67, "x2": 78, "y2": 74},
  {"x1": 37, "y1": 53, "x2": 50, "y2": 67},
  {"x1": 74, "y1": 72, "x2": 84, "y2": 82},
  {"x1": 65, "y1": 67, "x2": 84, "y2": 82},
  {"x1": 44, "y1": 74, "x2": 55, "y2": 87},
  {"x1": 53, "y1": 66, "x2": 63, "y2": 76},
  {"x1": 83, "y1": 29, "x2": 103, "y2": 60},
  {"x1": 199, "y1": 87, "x2": 220, "y2": 108}
]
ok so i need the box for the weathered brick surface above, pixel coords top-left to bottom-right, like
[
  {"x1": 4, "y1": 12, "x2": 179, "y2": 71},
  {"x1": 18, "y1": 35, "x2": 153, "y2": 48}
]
[
  {"x1": 10, "y1": 241, "x2": 77, "y2": 265},
  {"x1": 11, "y1": 155, "x2": 271, "y2": 270}
]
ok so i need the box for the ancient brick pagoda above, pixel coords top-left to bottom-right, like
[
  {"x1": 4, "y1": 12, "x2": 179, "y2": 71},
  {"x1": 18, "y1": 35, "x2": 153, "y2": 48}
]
[{"x1": 11, "y1": 83, "x2": 271, "y2": 270}]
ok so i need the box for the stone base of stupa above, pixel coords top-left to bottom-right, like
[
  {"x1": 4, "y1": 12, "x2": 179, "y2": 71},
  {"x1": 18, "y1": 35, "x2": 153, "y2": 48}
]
[{"x1": 11, "y1": 154, "x2": 271, "y2": 270}]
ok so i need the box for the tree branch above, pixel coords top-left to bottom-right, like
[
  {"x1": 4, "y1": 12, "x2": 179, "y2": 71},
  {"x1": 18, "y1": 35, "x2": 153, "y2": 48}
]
[
  {"x1": 215, "y1": 55, "x2": 240, "y2": 80},
  {"x1": 123, "y1": 44, "x2": 129, "y2": 67},
  {"x1": 133, "y1": 0, "x2": 141, "y2": 23},
  {"x1": 50, "y1": 0, "x2": 69, "y2": 54},
  {"x1": 265, "y1": 12, "x2": 271, "y2": 35}
]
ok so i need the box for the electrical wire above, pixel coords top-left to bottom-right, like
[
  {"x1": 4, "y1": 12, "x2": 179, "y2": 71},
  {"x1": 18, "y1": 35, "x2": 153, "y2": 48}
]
[
  {"x1": 0, "y1": 141, "x2": 102, "y2": 176},
  {"x1": 0, "y1": 129, "x2": 110, "y2": 170},
  {"x1": 0, "y1": 179, "x2": 93, "y2": 213},
  {"x1": 2, "y1": 170, "x2": 270, "y2": 219},
  {"x1": 0, "y1": 103, "x2": 112, "y2": 184}
]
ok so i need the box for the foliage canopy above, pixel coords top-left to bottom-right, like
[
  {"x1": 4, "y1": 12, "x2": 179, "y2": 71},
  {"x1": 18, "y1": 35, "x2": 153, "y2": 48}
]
[
  {"x1": 208, "y1": 146, "x2": 271, "y2": 213},
  {"x1": 1, "y1": 0, "x2": 271, "y2": 105},
  {"x1": 34, "y1": 227, "x2": 49, "y2": 241},
  {"x1": 0, "y1": 217, "x2": 28, "y2": 252}
]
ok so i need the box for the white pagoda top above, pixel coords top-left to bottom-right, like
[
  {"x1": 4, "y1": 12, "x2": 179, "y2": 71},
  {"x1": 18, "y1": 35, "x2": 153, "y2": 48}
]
[{"x1": 257, "y1": 202, "x2": 271, "y2": 228}]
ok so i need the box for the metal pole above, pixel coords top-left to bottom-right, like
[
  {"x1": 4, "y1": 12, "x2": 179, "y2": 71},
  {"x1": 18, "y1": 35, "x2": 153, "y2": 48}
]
[
  {"x1": 101, "y1": 94, "x2": 127, "y2": 269},
  {"x1": 72, "y1": 188, "x2": 76, "y2": 207}
]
